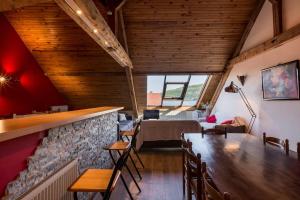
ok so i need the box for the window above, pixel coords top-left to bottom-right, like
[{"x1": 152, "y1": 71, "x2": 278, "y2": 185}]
[{"x1": 147, "y1": 74, "x2": 209, "y2": 107}]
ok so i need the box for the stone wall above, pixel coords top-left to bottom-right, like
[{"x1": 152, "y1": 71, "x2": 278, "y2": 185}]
[{"x1": 4, "y1": 112, "x2": 118, "y2": 200}]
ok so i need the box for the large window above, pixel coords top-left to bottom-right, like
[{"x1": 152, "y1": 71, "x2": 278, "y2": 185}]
[{"x1": 147, "y1": 75, "x2": 209, "y2": 107}]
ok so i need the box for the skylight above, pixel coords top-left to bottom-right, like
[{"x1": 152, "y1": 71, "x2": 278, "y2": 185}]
[{"x1": 147, "y1": 75, "x2": 209, "y2": 107}]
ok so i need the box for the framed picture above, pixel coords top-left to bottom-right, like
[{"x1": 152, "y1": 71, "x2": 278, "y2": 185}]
[{"x1": 262, "y1": 60, "x2": 300, "y2": 100}]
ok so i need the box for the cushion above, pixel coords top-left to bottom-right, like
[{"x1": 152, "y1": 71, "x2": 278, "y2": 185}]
[
  {"x1": 118, "y1": 113, "x2": 127, "y2": 121},
  {"x1": 206, "y1": 115, "x2": 217, "y2": 123},
  {"x1": 119, "y1": 120, "x2": 133, "y2": 131},
  {"x1": 221, "y1": 120, "x2": 233, "y2": 125}
]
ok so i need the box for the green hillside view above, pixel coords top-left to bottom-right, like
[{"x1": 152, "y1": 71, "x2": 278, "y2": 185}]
[{"x1": 165, "y1": 84, "x2": 204, "y2": 100}]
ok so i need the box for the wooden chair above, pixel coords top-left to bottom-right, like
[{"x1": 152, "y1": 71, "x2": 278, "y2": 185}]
[
  {"x1": 202, "y1": 162, "x2": 231, "y2": 200},
  {"x1": 183, "y1": 140, "x2": 203, "y2": 200},
  {"x1": 68, "y1": 148, "x2": 130, "y2": 200},
  {"x1": 263, "y1": 132, "x2": 289, "y2": 155},
  {"x1": 297, "y1": 143, "x2": 300, "y2": 160},
  {"x1": 181, "y1": 133, "x2": 193, "y2": 197},
  {"x1": 119, "y1": 120, "x2": 145, "y2": 169},
  {"x1": 202, "y1": 127, "x2": 227, "y2": 138}
]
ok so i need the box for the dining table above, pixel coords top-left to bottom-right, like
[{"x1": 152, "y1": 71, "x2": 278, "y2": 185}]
[{"x1": 184, "y1": 133, "x2": 300, "y2": 200}]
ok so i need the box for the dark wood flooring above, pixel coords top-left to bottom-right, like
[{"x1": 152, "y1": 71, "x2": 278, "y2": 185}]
[{"x1": 109, "y1": 149, "x2": 183, "y2": 200}]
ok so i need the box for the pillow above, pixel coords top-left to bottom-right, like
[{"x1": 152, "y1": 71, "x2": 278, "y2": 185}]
[
  {"x1": 221, "y1": 120, "x2": 233, "y2": 125},
  {"x1": 206, "y1": 115, "x2": 217, "y2": 123},
  {"x1": 118, "y1": 113, "x2": 127, "y2": 121}
]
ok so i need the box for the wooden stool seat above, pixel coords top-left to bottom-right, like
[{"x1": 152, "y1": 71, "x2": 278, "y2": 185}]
[
  {"x1": 69, "y1": 169, "x2": 120, "y2": 192},
  {"x1": 105, "y1": 141, "x2": 130, "y2": 150},
  {"x1": 120, "y1": 130, "x2": 135, "y2": 137}
]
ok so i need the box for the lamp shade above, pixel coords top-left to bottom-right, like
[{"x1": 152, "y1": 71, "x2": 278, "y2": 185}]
[{"x1": 225, "y1": 81, "x2": 238, "y2": 93}]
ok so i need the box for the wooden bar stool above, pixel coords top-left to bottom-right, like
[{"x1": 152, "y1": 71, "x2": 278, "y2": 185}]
[
  {"x1": 263, "y1": 132, "x2": 289, "y2": 155},
  {"x1": 120, "y1": 122, "x2": 145, "y2": 169},
  {"x1": 68, "y1": 148, "x2": 131, "y2": 200},
  {"x1": 104, "y1": 140, "x2": 142, "y2": 196},
  {"x1": 117, "y1": 122, "x2": 143, "y2": 180}
]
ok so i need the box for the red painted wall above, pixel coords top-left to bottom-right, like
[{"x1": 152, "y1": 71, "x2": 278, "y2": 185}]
[
  {"x1": 0, "y1": 131, "x2": 47, "y2": 197},
  {"x1": 0, "y1": 14, "x2": 66, "y2": 117}
]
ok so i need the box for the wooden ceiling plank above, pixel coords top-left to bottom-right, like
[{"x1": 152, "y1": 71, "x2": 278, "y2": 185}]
[
  {"x1": 0, "y1": 0, "x2": 53, "y2": 11},
  {"x1": 54, "y1": 0, "x2": 133, "y2": 68}
]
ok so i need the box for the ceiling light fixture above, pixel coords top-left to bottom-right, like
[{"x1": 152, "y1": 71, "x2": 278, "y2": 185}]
[
  {"x1": 93, "y1": 29, "x2": 98, "y2": 33},
  {"x1": 76, "y1": 10, "x2": 82, "y2": 15}
]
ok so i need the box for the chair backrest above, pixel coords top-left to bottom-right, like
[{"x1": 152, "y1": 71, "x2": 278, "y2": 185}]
[
  {"x1": 185, "y1": 143, "x2": 202, "y2": 200},
  {"x1": 202, "y1": 127, "x2": 227, "y2": 138},
  {"x1": 263, "y1": 132, "x2": 289, "y2": 155},
  {"x1": 103, "y1": 148, "x2": 131, "y2": 200},
  {"x1": 202, "y1": 162, "x2": 230, "y2": 200},
  {"x1": 297, "y1": 143, "x2": 300, "y2": 160},
  {"x1": 130, "y1": 120, "x2": 142, "y2": 147}
]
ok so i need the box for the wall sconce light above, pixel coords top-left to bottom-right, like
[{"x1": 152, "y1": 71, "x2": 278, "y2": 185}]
[
  {"x1": 0, "y1": 74, "x2": 11, "y2": 88},
  {"x1": 237, "y1": 75, "x2": 247, "y2": 86}
]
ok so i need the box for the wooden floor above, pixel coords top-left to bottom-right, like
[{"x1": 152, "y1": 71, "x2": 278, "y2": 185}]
[{"x1": 109, "y1": 149, "x2": 183, "y2": 200}]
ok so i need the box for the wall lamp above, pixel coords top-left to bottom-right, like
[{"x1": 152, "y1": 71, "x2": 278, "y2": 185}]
[
  {"x1": 0, "y1": 74, "x2": 11, "y2": 88},
  {"x1": 225, "y1": 81, "x2": 256, "y2": 133}
]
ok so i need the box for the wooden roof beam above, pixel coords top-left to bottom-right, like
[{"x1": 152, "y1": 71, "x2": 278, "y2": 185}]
[
  {"x1": 115, "y1": 4, "x2": 139, "y2": 117},
  {"x1": 229, "y1": 23, "x2": 300, "y2": 67},
  {"x1": 0, "y1": 0, "x2": 53, "y2": 11},
  {"x1": 269, "y1": 0, "x2": 283, "y2": 36},
  {"x1": 54, "y1": 0, "x2": 133, "y2": 68},
  {"x1": 210, "y1": 0, "x2": 265, "y2": 110},
  {"x1": 232, "y1": 0, "x2": 265, "y2": 58}
]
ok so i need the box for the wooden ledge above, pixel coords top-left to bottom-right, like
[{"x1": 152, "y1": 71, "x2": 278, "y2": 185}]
[{"x1": 0, "y1": 106, "x2": 123, "y2": 143}]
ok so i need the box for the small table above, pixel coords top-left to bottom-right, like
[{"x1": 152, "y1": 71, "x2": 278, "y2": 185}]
[{"x1": 184, "y1": 133, "x2": 300, "y2": 200}]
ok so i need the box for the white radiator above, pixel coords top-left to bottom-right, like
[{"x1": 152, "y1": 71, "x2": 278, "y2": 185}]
[{"x1": 19, "y1": 159, "x2": 78, "y2": 200}]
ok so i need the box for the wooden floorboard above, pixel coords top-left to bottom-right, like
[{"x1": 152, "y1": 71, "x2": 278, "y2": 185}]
[{"x1": 109, "y1": 149, "x2": 183, "y2": 200}]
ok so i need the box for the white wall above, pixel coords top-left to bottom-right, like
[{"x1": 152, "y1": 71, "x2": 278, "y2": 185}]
[
  {"x1": 241, "y1": 0, "x2": 300, "y2": 52},
  {"x1": 213, "y1": 0, "x2": 300, "y2": 151}
]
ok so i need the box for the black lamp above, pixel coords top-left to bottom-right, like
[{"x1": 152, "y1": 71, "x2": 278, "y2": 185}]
[{"x1": 224, "y1": 81, "x2": 256, "y2": 133}]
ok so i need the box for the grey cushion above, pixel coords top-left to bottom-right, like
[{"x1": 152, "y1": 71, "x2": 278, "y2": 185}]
[{"x1": 119, "y1": 120, "x2": 133, "y2": 131}]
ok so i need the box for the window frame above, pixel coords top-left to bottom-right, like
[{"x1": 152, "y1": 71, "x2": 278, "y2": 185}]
[{"x1": 147, "y1": 74, "x2": 210, "y2": 107}]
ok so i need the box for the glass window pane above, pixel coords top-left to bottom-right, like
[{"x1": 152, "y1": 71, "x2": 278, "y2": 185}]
[
  {"x1": 165, "y1": 84, "x2": 184, "y2": 98},
  {"x1": 162, "y1": 100, "x2": 182, "y2": 106},
  {"x1": 182, "y1": 75, "x2": 208, "y2": 106},
  {"x1": 147, "y1": 76, "x2": 164, "y2": 106},
  {"x1": 166, "y1": 75, "x2": 189, "y2": 82}
]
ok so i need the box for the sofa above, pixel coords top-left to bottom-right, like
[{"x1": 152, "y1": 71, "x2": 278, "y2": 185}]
[
  {"x1": 200, "y1": 112, "x2": 246, "y2": 133},
  {"x1": 136, "y1": 120, "x2": 201, "y2": 150}
]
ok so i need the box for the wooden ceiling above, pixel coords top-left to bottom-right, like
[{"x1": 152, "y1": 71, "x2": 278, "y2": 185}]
[
  {"x1": 123, "y1": 0, "x2": 258, "y2": 73},
  {"x1": 2, "y1": 0, "x2": 260, "y2": 111},
  {"x1": 4, "y1": 2, "x2": 132, "y2": 110}
]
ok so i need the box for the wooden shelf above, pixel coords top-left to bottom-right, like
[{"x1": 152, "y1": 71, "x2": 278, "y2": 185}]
[{"x1": 0, "y1": 106, "x2": 123, "y2": 143}]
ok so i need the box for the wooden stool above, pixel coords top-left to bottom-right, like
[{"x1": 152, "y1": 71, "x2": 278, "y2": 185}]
[
  {"x1": 120, "y1": 125, "x2": 145, "y2": 169},
  {"x1": 104, "y1": 141, "x2": 142, "y2": 197},
  {"x1": 68, "y1": 148, "x2": 130, "y2": 200}
]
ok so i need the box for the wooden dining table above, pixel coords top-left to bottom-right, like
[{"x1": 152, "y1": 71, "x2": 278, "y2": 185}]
[{"x1": 184, "y1": 133, "x2": 300, "y2": 200}]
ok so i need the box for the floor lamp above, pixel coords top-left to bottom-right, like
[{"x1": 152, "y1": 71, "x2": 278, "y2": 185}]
[{"x1": 224, "y1": 81, "x2": 256, "y2": 133}]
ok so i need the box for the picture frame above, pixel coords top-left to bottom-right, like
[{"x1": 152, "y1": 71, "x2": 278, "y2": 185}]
[{"x1": 261, "y1": 60, "x2": 300, "y2": 100}]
